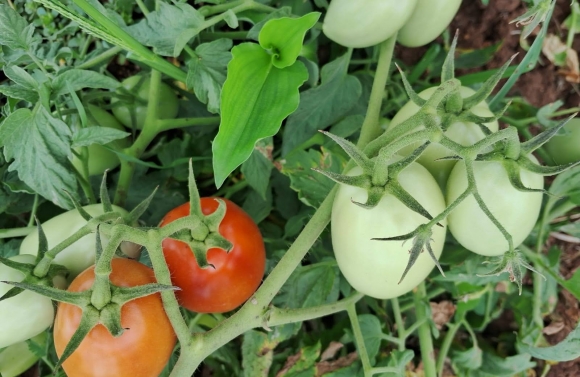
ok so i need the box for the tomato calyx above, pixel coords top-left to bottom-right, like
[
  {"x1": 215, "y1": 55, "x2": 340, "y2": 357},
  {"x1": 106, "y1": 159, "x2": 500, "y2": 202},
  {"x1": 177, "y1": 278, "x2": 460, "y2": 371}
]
[
  {"x1": 0, "y1": 256, "x2": 67, "y2": 302},
  {"x1": 477, "y1": 249, "x2": 543, "y2": 294},
  {"x1": 372, "y1": 223, "x2": 445, "y2": 284}
]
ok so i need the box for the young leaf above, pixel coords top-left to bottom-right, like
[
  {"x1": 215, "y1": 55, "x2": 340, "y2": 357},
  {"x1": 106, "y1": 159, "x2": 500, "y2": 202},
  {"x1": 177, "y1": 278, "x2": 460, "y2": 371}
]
[
  {"x1": 0, "y1": 107, "x2": 78, "y2": 209},
  {"x1": 213, "y1": 43, "x2": 308, "y2": 188},
  {"x1": 246, "y1": 7, "x2": 293, "y2": 41},
  {"x1": 282, "y1": 54, "x2": 362, "y2": 155},
  {"x1": 128, "y1": 2, "x2": 204, "y2": 57},
  {"x1": 71, "y1": 127, "x2": 130, "y2": 148},
  {"x1": 258, "y1": 12, "x2": 320, "y2": 69},
  {"x1": 0, "y1": 5, "x2": 36, "y2": 51},
  {"x1": 241, "y1": 141, "x2": 273, "y2": 200},
  {"x1": 51, "y1": 69, "x2": 120, "y2": 96},
  {"x1": 186, "y1": 39, "x2": 233, "y2": 114}
]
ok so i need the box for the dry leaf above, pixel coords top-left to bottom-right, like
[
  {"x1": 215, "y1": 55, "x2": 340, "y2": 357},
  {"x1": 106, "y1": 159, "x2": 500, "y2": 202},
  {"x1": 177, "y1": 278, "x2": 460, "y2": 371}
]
[
  {"x1": 542, "y1": 34, "x2": 580, "y2": 83},
  {"x1": 430, "y1": 301, "x2": 456, "y2": 330}
]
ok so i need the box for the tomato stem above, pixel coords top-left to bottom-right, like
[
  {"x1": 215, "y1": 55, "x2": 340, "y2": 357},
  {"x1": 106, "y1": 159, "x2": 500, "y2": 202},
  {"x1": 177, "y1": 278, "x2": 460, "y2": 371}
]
[{"x1": 413, "y1": 282, "x2": 437, "y2": 377}]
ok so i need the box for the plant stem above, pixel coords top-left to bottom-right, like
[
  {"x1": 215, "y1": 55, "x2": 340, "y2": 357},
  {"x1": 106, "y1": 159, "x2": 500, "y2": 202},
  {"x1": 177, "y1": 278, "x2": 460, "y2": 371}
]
[
  {"x1": 357, "y1": 35, "x2": 397, "y2": 149},
  {"x1": 77, "y1": 46, "x2": 122, "y2": 69},
  {"x1": 414, "y1": 283, "x2": 437, "y2": 377},
  {"x1": 347, "y1": 303, "x2": 373, "y2": 375},
  {"x1": 436, "y1": 322, "x2": 461, "y2": 376},
  {"x1": 391, "y1": 298, "x2": 406, "y2": 351},
  {"x1": 157, "y1": 116, "x2": 220, "y2": 131},
  {"x1": 0, "y1": 226, "x2": 36, "y2": 239}
]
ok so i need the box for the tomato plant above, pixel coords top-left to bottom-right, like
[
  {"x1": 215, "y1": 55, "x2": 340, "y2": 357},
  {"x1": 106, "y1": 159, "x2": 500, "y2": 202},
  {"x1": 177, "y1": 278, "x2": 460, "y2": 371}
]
[
  {"x1": 331, "y1": 164, "x2": 447, "y2": 299},
  {"x1": 0, "y1": 332, "x2": 47, "y2": 377},
  {"x1": 446, "y1": 156, "x2": 544, "y2": 256},
  {"x1": 111, "y1": 75, "x2": 179, "y2": 130},
  {"x1": 160, "y1": 198, "x2": 266, "y2": 313},
  {"x1": 544, "y1": 118, "x2": 580, "y2": 165},
  {"x1": 0, "y1": 255, "x2": 54, "y2": 349},
  {"x1": 19, "y1": 204, "x2": 140, "y2": 278},
  {"x1": 388, "y1": 86, "x2": 499, "y2": 190},
  {"x1": 322, "y1": 0, "x2": 417, "y2": 48},
  {"x1": 397, "y1": 0, "x2": 462, "y2": 47},
  {"x1": 71, "y1": 105, "x2": 130, "y2": 176},
  {"x1": 53, "y1": 258, "x2": 176, "y2": 377}
]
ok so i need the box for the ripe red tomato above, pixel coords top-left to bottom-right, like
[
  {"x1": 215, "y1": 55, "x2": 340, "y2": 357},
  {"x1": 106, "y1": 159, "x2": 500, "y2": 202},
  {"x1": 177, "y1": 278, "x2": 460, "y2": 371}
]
[
  {"x1": 160, "y1": 198, "x2": 266, "y2": 313},
  {"x1": 53, "y1": 258, "x2": 176, "y2": 377}
]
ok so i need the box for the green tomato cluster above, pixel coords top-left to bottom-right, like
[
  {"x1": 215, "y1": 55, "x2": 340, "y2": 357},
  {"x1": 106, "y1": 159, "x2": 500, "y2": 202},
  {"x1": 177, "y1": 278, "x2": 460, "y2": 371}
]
[{"x1": 322, "y1": 0, "x2": 462, "y2": 48}]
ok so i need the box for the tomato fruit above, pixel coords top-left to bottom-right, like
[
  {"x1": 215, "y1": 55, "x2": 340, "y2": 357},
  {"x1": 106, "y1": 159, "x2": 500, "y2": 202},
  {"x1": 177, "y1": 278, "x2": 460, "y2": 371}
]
[
  {"x1": 388, "y1": 86, "x2": 499, "y2": 190},
  {"x1": 397, "y1": 0, "x2": 462, "y2": 47},
  {"x1": 20, "y1": 204, "x2": 140, "y2": 278},
  {"x1": 160, "y1": 198, "x2": 266, "y2": 313},
  {"x1": 53, "y1": 258, "x2": 176, "y2": 377},
  {"x1": 446, "y1": 156, "x2": 544, "y2": 256},
  {"x1": 0, "y1": 254, "x2": 54, "y2": 349},
  {"x1": 544, "y1": 118, "x2": 580, "y2": 165},
  {"x1": 0, "y1": 332, "x2": 47, "y2": 377},
  {"x1": 331, "y1": 164, "x2": 447, "y2": 299},
  {"x1": 71, "y1": 105, "x2": 130, "y2": 176},
  {"x1": 322, "y1": 0, "x2": 417, "y2": 48},
  {"x1": 111, "y1": 75, "x2": 179, "y2": 130}
]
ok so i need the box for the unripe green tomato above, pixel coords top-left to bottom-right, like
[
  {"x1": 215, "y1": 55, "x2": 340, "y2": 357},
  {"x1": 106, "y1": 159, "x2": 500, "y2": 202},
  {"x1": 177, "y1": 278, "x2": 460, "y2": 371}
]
[
  {"x1": 446, "y1": 155, "x2": 544, "y2": 256},
  {"x1": 322, "y1": 0, "x2": 418, "y2": 48},
  {"x1": 388, "y1": 86, "x2": 499, "y2": 190},
  {"x1": 71, "y1": 105, "x2": 130, "y2": 176},
  {"x1": 331, "y1": 163, "x2": 447, "y2": 299},
  {"x1": 543, "y1": 118, "x2": 580, "y2": 165},
  {"x1": 0, "y1": 332, "x2": 47, "y2": 377},
  {"x1": 112, "y1": 75, "x2": 179, "y2": 130},
  {"x1": 20, "y1": 204, "x2": 141, "y2": 278},
  {"x1": 397, "y1": 0, "x2": 462, "y2": 47},
  {"x1": 0, "y1": 255, "x2": 54, "y2": 349}
]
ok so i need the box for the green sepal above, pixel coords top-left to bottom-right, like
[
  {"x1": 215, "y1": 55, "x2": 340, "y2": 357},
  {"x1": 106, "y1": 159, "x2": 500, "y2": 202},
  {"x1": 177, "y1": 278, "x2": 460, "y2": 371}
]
[
  {"x1": 320, "y1": 131, "x2": 373, "y2": 173},
  {"x1": 440, "y1": 32, "x2": 458, "y2": 82},
  {"x1": 100, "y1": 303, "x2": 125, "y2": 337},
  {"x1": 351, "y1": 187, "x2": 384, "y2": 209},
  {"x1": 188, "y1": 159, "x2": 203, "y2": 218},
  {"x1": 126, "y1": 186, "x2": 158, "y2": 225},
  {"x1": 520, "y1": 115, "x2": 576, "y2": 155},
  {"x1": 35, "y1": 217, "x2": 49, "y2": 265},
  {"x1": 478, "y1": 249, "x2": 544, "y2": 295},
  {"x1": 0, "y1": 280, "x2": 89, "y2": 305},
  {"x1": 55, "y1": 305, "x2": 100, "y2": 370},
  {"x1": 203, "y1": 198, "x2": 228, "y2": 233},
  {"x1": 312, "y1": 168, "x2": 372, "y2": 189},
  {"x1": 95, "y1": 226, "x2": 103, "y2": 261},
  {"x1": 64, "y1": 190, "x2": 92, "y2": 221},
  {"x1": 99, "y1": 171, "x2": 113, "y2": 213},
  {"x1": 458, "y1": 101, "x2": 510, "y2": 125},
  {"x1": 463, "y1": 56, "x2": 516, "y2": 110},
  {"x1": 388, "y1": 181, "x2": 434, "y2": 221},
  {"x1": 518, "y1": 156, "x2": 580, "y2": 176},
  {"x1": 389, "y1": 142, "x2": 430, "y2": 174},
  {"x1": 435, "y1": 155, "x2": 462, "y2": 161},
  {"x1": 0, "y1": 256, "x2": 31, "y2": 275},
  {"x1": 205, "y1": 233, "x2": 234, "y2": 253},
  {"x1": 397, "y1": 64, "x2": 425, "y2": 107},
  {"x1": 476, "y1": 122, "x2": 493, "y2": 136},
  {"x1": 111, "y1": 283, "x2": 177, "y2": 306},
  {"x1": 0, "y1": 285, "x2": 24, "y2": 301},
  {"x1": 189, "y1": 240, "x2": 213, "y2": 269},
  {"x1": 503, "y1": 160, "x2": 550, "y2": 195}
]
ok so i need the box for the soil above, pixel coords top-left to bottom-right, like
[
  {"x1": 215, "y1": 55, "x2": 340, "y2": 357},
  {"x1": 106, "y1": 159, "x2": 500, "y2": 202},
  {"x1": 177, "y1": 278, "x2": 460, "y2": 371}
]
[{"x1": 398, "y1": 1, "x2": 580, "y2": 376}]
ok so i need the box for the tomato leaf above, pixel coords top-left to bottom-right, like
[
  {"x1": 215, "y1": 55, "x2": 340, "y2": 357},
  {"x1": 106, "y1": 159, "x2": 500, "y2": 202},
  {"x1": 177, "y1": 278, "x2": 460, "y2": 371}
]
[
  {"x1": 356, "y1": 314, "x2": 382, "y2": 361},
  {"x1": 0, "y1": 5, "x2": 37, "y2": 51},
  {"x1": 0, "y1": 108, "x2": 78, "y2": 209},
  {"x1": 212, "y1": 43, "x2": 307, "y2": 188},
  {"x1": 241, "y1": 330, "x2": 278, "y2": 377},
  {"x1": 51, "y1": 69, "x2": 120, "y2": 96},
  {"x1": 282, "y1": 54, "x2": 362, "y2": 155},
  {"x1": 128, "y1": 2, "x2": 204, "y2": 57},
  {"x1": 71, "y1": 127, "x2": 130, "y2": 148},
  {"x1": 241, "y1": 139, "x2": 273, "y2": 200},
  {"x1": 186, "y1": 39, "x2": 233, "y2": 114},
  {"x1": 258, "y1": 13, "x2": 320, "y2": 69}
]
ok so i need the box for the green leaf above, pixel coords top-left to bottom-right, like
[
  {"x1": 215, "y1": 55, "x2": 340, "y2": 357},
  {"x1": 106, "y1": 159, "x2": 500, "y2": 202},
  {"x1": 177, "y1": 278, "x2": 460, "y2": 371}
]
[
  {"x1": 452, "y1": 345, "x2": 483, "y2": 370},
  {"x1": 0, "y1": 107, "x2": 77, "y2": 209},
  {"x1": 242, "y1": 330, "x2": 277, "y2": 377},
  {"x1": 357, "y1": 315, "x2": 382, "y2": 362},
  {"x1": 473, "y1": 353, "x2": 535, "y2": 377},
  {"x1": 282, "y1": 148, "x2": 343, "y2": 208},
  {"x1": 247, "y1": 7, "x2": 293, "y2": 41},
  {"x1": 51, "y1": 69, "x2": 120, "y2": 96},
  {"x1": 282, "y1": 54, "x2": 362, "y2": 155},
  {"x1": 213, "y1": 43, "x2": 308, "y2": 188},
  {"x1": 242, "y1": 185, "x2": 273, "y2": 224},
  {"x1": 3, "y1": 66, "x2": 38, "y2": 91},
  {"x1": 0, "y1": 5, "x2": 36, "y2": 51},
  {"x1": 277, "y1": 343, "x2": 320, "y2": 376},
  {"x1": 0, "y1": 84, "x2": 38, "y2": 103},
  {"x1": 258, "y1": 12, "x2": 320, "y2": 69},
  {"x1": 241, "y1": 140, "x2": 273, "y2": 200},
  {"x1": 128, "y1": 2, "x2": 204, "y2": 57},
  {"x1": 186, "y1": 39, "x2": 233, "y2": 114},
  {"x1": 71, "y1": 127, "x2": 130, "y2": 148}
]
